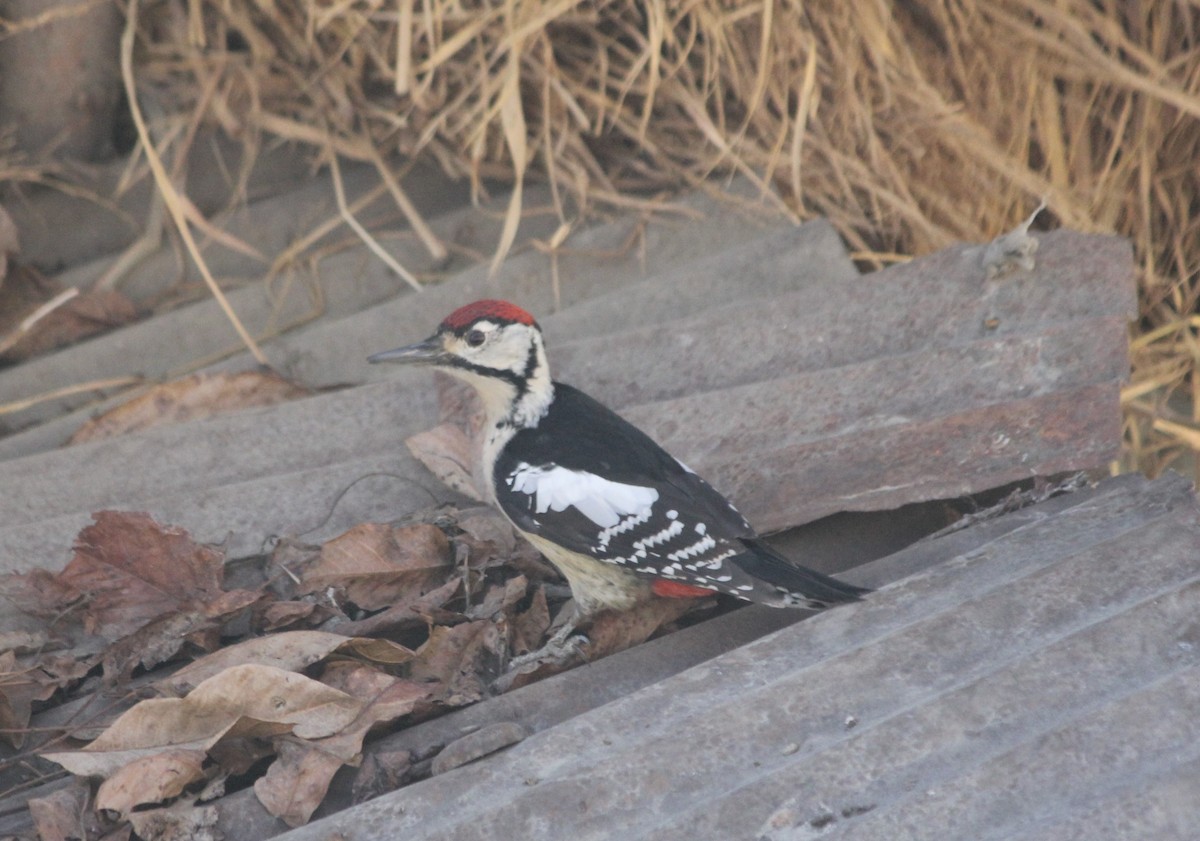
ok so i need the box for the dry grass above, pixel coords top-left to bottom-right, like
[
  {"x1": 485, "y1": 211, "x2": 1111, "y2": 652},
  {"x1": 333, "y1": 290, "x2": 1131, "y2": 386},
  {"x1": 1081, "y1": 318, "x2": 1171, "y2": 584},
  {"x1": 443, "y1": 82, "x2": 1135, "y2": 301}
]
[{"x1": 9, "y1": 1, "x2": 1200, "y2": 477}]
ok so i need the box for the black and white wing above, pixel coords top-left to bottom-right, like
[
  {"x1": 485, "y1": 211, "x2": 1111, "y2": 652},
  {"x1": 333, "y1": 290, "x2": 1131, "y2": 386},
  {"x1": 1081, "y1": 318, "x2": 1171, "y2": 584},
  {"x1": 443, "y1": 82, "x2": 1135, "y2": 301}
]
[{"x1": 493, "y1": 384, "x2": 865, "y2": 606}]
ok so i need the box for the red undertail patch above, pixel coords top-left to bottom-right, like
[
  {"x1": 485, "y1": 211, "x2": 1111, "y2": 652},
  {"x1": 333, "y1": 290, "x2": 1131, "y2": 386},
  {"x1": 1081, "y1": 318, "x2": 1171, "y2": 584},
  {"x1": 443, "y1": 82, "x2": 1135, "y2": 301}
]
[{"x1": 652, "y1": 580, "x2": 718, "y2": 599}]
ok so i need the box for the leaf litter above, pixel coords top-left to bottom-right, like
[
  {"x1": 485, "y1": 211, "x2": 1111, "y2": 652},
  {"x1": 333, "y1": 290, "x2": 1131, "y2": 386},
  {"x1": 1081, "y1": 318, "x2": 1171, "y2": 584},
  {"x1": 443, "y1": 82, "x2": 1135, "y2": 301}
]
[{"x1": 0, "y1": 459, "x2": 714, "y2": 837}]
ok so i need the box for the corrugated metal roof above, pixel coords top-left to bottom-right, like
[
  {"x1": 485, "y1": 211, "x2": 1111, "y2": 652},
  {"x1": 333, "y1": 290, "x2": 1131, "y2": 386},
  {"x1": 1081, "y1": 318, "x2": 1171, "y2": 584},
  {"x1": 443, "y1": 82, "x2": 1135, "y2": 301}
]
[
  {"x1": 0, "y1": 171, "x2": 1154, "y2": 839},
  {"x1": 0, "y1": 219, "x2": 1132, "y2": 568},
  {"x1": 277, "y1": 472, "x2": 1200, "y2": 841}
]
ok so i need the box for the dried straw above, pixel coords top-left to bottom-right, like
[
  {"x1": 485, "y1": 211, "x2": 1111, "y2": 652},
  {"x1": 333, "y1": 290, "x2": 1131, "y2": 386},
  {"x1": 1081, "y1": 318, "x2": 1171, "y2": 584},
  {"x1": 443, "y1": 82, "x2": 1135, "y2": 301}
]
[{"x1": 7, "y1": 1, "x2": 1200, "y2": 476}]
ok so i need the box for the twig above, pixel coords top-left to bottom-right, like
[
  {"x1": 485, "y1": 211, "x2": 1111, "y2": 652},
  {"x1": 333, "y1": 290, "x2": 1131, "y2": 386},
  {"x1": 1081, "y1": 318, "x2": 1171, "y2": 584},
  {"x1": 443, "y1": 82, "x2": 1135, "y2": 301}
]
[
  {"x1": 365, "y1": 143, "x2": 448, "y2": 262},
  {"x1": 267, "y1": 182, "x2": 389, "y2": 277},
  {"x1": 329, "y1": 153, "x2": 423, "y2": 292},
  {"x1": 120, "y1": 0, "x2": 269, "y2": 366},
  {"x1": 0, "y1": 376, "x2": 143, "y2": 416},
  {"x1": 92, "y1": 194, "x2": 164, "y2": 291},
  {"x1": 0, "y1": 287, "x2": 79, "y2": 355}
]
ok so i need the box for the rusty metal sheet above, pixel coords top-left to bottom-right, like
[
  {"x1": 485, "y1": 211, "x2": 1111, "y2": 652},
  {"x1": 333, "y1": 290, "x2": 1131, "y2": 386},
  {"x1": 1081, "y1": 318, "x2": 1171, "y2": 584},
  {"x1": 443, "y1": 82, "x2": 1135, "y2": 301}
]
[{"x1": 707, "y1": 382, "x2": 1122, "y2": 530}]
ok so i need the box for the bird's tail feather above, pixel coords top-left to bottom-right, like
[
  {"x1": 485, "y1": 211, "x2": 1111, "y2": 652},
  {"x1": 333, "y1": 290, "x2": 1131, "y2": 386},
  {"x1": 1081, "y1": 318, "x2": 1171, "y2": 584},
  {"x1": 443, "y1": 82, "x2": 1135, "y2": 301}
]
[{"x1": 736, "y1": 538, "x2": 870, "y2": 608}]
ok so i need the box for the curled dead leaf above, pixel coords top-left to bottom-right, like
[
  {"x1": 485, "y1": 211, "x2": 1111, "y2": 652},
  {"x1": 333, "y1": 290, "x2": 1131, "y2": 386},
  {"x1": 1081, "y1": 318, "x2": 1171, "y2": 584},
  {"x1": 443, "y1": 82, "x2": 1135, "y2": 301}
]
[
  {"x1": 454, "y1": 509, "x2": 519, "y2": 562},
  {"x1": 331, "y1": 574, "x2": 462, "y2": 638},
  {"x1": 96, "y1": 749, "x2": 208, "y2": 819},
  {"x1": 300, "y1": 522, "x2": 452, "y2": 611},
  {"x1": 315, "y1": 662, "x2": 432, "y2": 758},
  {"x1": 126, "y1": 800, "x2": 217, "y2": 841},
  {"x1": 43, "y1": 664, "x2": 363, "y2": 778},
  {"x1": 405, "y1": 423, "x2": 482, "y2": 501},
  {"x1": 256, "y1": 665, "x2": 433, "y2": 828},
  {"x1": 69, "y1": 371, "x2": 312, "y2": 445},
  {"x1": 509, "y1": 586, "x2": 551, "y2": 656},
  {"x1": 339, "y1": 636, "x2": 417, "y2": 665},
  {"x1": 431, "y1": 721, "x2": 527, "y2": 776},
  {"x1": 101, "y1": 609, "x2": 213, "y2": 684},
  {"x1": 254, "y1": 739, "x2": 345, "y2": 828},
  {"x1": 581, "y1": 597, "x2": 703, "y2": 661},
  {"x1": 261, "y1": 599, "x2": 328, "y2": 631},
  {"x1": 160, "y1": 631, "x2": 414, "y2": 696}
]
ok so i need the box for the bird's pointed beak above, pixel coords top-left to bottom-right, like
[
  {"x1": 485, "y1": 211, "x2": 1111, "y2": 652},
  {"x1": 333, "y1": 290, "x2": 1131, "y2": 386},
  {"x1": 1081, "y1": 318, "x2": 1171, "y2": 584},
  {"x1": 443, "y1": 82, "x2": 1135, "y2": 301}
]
[{"x1": 368, "y1": 334, "x2": 447, "y2": 366}]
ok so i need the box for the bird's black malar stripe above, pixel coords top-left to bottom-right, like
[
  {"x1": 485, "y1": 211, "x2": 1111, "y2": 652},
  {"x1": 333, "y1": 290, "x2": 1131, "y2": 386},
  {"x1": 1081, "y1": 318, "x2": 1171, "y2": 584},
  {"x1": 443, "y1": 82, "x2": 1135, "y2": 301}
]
[{"x1": 444, "y1": 356, "x2": 524, "y2": 389}]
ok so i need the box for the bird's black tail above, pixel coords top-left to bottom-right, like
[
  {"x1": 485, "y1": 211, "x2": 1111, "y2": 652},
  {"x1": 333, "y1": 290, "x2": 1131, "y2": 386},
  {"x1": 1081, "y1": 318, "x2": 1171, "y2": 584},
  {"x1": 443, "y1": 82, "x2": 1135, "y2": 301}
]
[{"x1": 734, "y1": 538, "x2": 871, "y2": 609}]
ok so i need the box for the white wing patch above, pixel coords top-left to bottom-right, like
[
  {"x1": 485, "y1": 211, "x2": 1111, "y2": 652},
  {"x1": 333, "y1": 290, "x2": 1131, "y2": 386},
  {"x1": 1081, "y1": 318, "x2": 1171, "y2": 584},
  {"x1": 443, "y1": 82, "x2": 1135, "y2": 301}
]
[{"x1": 507, "y1": 462, "x2": 659, "y2": 528}]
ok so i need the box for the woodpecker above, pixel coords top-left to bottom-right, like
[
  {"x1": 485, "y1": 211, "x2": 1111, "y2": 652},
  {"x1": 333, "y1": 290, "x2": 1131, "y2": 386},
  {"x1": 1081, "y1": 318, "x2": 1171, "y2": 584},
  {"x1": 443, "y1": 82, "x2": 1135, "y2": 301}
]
[{"x1": 370, "y1": 300, "x2": 867, "y2": 643}]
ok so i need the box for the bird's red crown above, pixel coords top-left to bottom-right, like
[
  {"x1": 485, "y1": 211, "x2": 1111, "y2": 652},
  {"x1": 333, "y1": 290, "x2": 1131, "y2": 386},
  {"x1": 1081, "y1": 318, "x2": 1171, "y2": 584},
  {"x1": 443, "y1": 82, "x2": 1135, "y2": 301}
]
[{"x1": 441, "y1": 300, "x2": 538, "y2": 332}]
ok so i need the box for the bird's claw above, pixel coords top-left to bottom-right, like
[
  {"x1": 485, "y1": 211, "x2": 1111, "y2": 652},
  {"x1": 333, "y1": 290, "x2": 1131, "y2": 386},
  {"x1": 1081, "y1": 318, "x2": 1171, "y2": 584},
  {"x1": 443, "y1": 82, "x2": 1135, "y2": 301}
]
[{"x1": 507, "y1": 630, "x2": 589, "y2": 671}]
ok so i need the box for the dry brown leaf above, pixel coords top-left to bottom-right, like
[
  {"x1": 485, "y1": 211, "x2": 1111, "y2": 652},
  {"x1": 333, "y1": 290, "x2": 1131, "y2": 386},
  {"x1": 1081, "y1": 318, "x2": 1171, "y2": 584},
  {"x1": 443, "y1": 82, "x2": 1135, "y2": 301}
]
[
  {"x1": 259, "y1": 669, "x2": 431, "y2": 825},
  {"x1": 405, "y1": 423, "x2": 482, "y2": 501},
  {"x1": 6, "y1": 511, "x2": 247, "y2": 643},
  {"x1": 202, "y1": 587, "x2": 264, "y2": 619},
  {"x1": 317, "y1": 659, "x2": 406, "y2": 700},
  {"x1": 434, "y1": 373, "x2": 485, "y2": 430},
  {"x1": 0, "y1": 650, "x2": 47, "y2": 739},
  {"x1": 466, "y1": 575, "x2": 528, "y2": 621},
  {"x1": 454, "y1": 509, "x2": 519, "y2": 560},
  {"x1": 0, "y1": 649, "x2": 91, "y2": 747},
  {"x1": 331, "y1": 574, "x2": 462, "y2": 638},
  {"x1": 100, "y1": 609, "x2": 214, "y2": 684},
  {"x1": 27, "y1": 782, "x2": 92, "y2": 841},
  {"x1": 0, "y1": 203, "x2": 17, "y2": 282},
  {"x1": 160, "y1": 630, "x2": 414, "y2": 696},
  {"x1": 260, "y1": 600, "x2": 328, "y2": 631},
  {"x1": 316, "y1": 662, "x2": 432, "y2": 756},
  {"x1": 126, "y1": 799, "x2": 217, "y2": 841},
  {"x1": 205, "y1": 717, "x2": 284, "y2": 776},
  {"x1": 253, "y1": 738, "x2": 345, "y2": 828},
  {"x1": 255, "y1": 666, "x2": 432, "y2": 827},
  {"x1": 339, "y1": 636, "x2": 417, "y2": 665},
  {"x1": 0, "y1": 569, "x2": 82, "y2": 627},
  {"x1": 300, "y1": 522, "x2": 452, "y2": 611},
  {"x1": 509, "y1": 586, "x2": 551, "y2": 656},
  {"x1": 95, "y1": 749, "x2": 208, "y2": 819},
  {"x1": 0, "y1": 629, "x2": 56, "y2": 655},
  {"x1": 43, "y1": 664, "x2": 363, "y2": 778},
  {"x1": 410, "y1": 620, "x2": 504, "y2": 706},
  {"x1": 581, "y1": 598, "x2": 704, "y2": 661},
  {"x1": 452, "y1": 509, "x2": 559, "y2": 580},
  {"x1": 68, "y1": 371, "x2": 312, "y2": 445},
  {"x1": 0, "y1": 265, "x2": 138, "y2": 362},
  {"x1": 499, "y1": 598, "x2": 706, "y2": 692},
  {"x1": 351, "y1": 748, "x2": 412, "y2": 804}
]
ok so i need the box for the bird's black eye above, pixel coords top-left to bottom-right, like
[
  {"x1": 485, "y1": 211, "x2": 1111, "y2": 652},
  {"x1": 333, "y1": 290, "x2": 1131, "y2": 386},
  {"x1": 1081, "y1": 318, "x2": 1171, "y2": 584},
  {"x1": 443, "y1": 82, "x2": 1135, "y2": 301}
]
[{"x1": 465, "y1": 329, "x2": 486, "y2": 347}]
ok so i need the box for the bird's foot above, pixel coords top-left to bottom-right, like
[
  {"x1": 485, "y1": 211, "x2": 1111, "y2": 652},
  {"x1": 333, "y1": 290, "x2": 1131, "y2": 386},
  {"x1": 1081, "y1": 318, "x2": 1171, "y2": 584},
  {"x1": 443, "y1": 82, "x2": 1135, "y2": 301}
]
[
  {"x1": 492, "y1": 623, "x2": 588, "y2": 692},
  {"x1": 507, "y1": 621, "x2": 589, "y2": 671}
]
